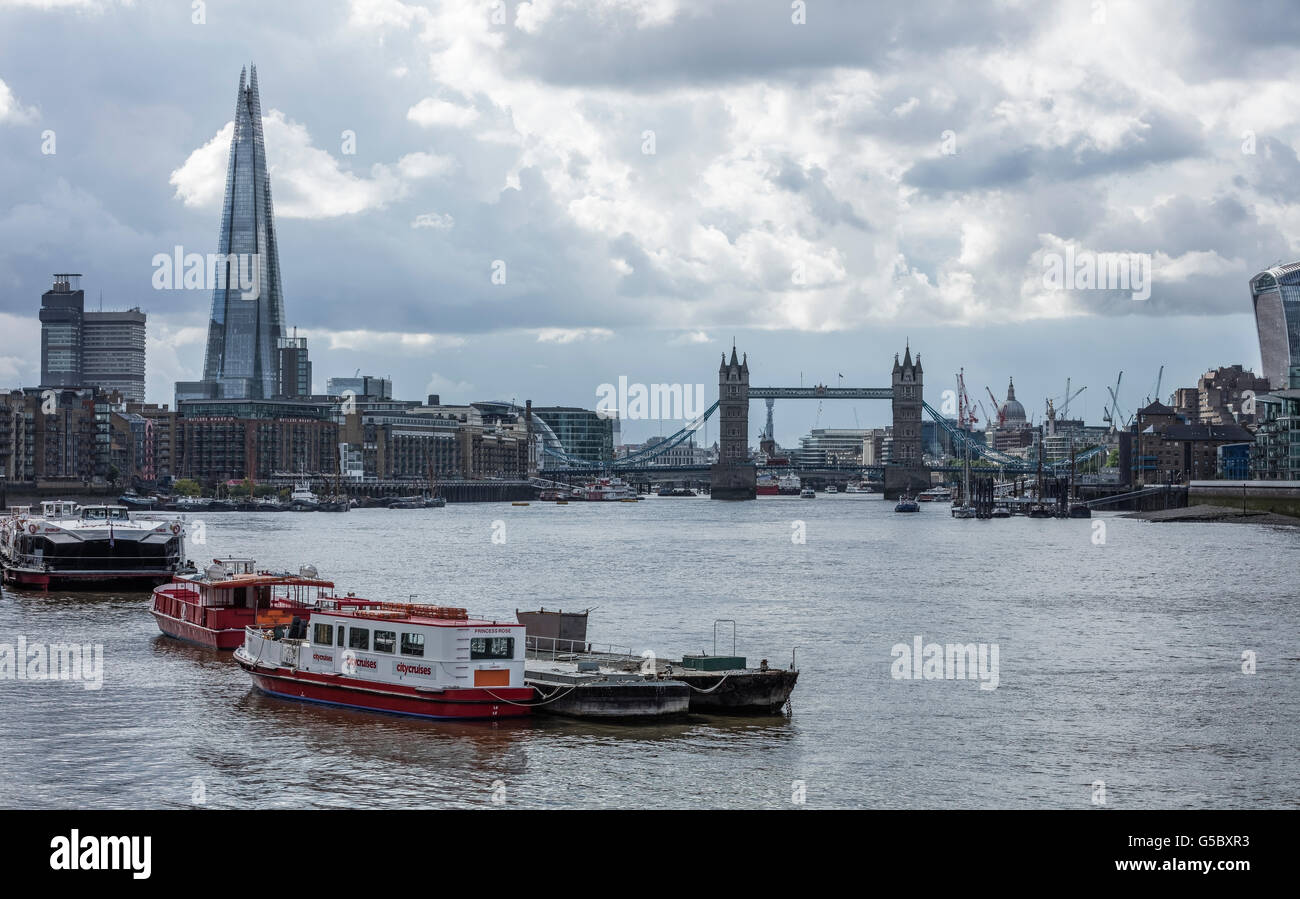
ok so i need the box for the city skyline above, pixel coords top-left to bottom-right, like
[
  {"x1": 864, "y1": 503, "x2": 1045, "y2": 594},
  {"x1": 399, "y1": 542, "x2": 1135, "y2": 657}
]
[{"x1": 0, "y1": 1, "x2": 1297, "y2": 445}]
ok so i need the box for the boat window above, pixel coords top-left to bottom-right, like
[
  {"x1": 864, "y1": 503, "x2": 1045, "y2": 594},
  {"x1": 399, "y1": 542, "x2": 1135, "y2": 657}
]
[
  {"x1": 470, "y1": 637, "x2": 514, "y2": 660},
  {"x1": 313, "y1": 623, "x2": 333, "y2": 645},
  {"x1": 374, "y1": 630, "x2": 396, "y2": 653},
  {"x1": 400, "y1": 633, "x2": 425, "y2": 657},
  {"x1": 337, "y1": 626, "x2": 345, "y2": 647},
  {"x1": 348, "y1": 628, "x2": 369, "y2": 651}
]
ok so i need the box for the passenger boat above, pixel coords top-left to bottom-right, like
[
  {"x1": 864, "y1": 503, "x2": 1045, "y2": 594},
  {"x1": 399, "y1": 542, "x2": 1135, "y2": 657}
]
[
  {"x1": 755, "y1": 473, "x2": 780, "y2": 496},
  {"x1": 655, "y1": 486, "x2": 697, "y2": 497},
  {"x1": 152, "y1": 559, "x2": 329, "y2": 650},
  {"x1": 235, "y1": 592, "x2": 532, "y2": 720},
  {"x1": 778, "y1": 474, "x2": 802, "y2": 495},
  {"x1": 576, "y1": 477, "x2": 636, "y2": 501},
  {"x1": 824, "y1": 484, "x2": 839, "y2": 494},
  {"x1": 844, "y1": 483, "x2": 864, "y2": 493},
  {"x1": 918, "y1": 487, "x2": 952, "y2": 502},
  {"x1": 894, "y1": 495, "x2": 920, "y2": 512},
  {"x1": 288, "y1": 481, "x2": 319, "y2": 511},
  {"x1": 1, "y1": 501, "x2": 189, "y2": 590},
  {"x1": 799, "y1": 486, "x2": 816, "y2": 498}
]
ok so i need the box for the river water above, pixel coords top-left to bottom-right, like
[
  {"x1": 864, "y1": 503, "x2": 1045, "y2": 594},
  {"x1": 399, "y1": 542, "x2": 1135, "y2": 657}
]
[{"x1": 2, "y1": 495, "x2": 1297, "y2": 809}]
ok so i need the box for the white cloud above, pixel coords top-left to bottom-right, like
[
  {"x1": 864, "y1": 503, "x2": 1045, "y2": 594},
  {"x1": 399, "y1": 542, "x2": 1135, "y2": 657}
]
[
  {"x1": 406, "y1": 97, "x2": 480, "y2": 129},
  {"x1": 668, "y1": 331, "x2": 712, "y2": 345},
  {"x1": 169, "y1": 112, "x2": 452, "y2": 219},
  {"x1": 411, "y1": 212, "x2": 454, "y2": 230},
  {"x1": 302, "y1": 328, "x2": 468, "y2": 352},
  {"x1": 0, "y1": 0, "x2": 131, "y2": 8},
  {"x1": 424, "y1": 371, "x2": 475, "y2": 400},
  {"x1": 535, "y1": 327, "x2": 614, "y2": 344},
  {"x1": 0, "y1": 77, "x2": 36, "y2": 124}
]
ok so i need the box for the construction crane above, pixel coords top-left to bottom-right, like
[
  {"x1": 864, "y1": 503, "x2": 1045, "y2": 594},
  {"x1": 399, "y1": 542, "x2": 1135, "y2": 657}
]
[
  {"x1": 985, "y1": 386, "x2": 1006, "y2": 428},
  {"x1": 1103, "y1": 372, "x2": 1132, "y2": 429},
  {"x1": 955, "y1": 368, "x2": 978, "y2": 429},
  {"x1": 1144, "y1": 365, "x2": 1164, "y2": 406},
  {"x1": 1056, "y1": 378, "x2": 1086, "y2": 419}
]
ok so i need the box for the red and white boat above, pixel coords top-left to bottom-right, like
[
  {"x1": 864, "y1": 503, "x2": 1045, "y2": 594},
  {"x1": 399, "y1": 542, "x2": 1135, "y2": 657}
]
[
  {"x1": 2, "y1": 501, "x2": 189, "y2": 590},
  {"x1": 233, "y1": 582, "x2": 532, "y2": 720},
  {"x1": 151, "y1": 559, "x2": 330, "y2": 650},
  {"x1": 755, "y1": 473, "x2": 779, "y2": 496},
  {"x1": 573, "y1": 477, "x2": 637, "y2": 501}
]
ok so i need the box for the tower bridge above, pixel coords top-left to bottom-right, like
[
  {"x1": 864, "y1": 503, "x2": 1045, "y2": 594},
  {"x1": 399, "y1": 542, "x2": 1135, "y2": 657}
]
[{"x1": 537, "y1": 343, "x2": 1105, "y2": 496}]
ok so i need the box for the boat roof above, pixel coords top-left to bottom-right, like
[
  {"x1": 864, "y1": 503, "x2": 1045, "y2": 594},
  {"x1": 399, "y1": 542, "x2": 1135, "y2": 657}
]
[
  {"x1": 312, "y1": 599, "x2": 517, "y2": 629},
  {"x1": 177, "y1": 568, "x2": 335, "y2": 589}
]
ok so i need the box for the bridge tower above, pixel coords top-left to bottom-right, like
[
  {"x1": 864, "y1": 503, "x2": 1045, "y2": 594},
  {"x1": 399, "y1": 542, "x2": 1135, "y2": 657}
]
[
  {"x1": 885, "y1": 343, "x2": 931, "y2": 499},
  {"x1": 710, "y1": 344, "x2": 756, "y2": 500}
]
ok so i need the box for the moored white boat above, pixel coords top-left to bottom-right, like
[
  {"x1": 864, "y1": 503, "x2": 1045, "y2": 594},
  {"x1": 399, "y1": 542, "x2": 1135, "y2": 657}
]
[
  {"x1": 1, "y1": 501, "x2": 189, "y2": 590},
  {"x1": 234, "y1": 594, "x2": 533, "y2": 719}
]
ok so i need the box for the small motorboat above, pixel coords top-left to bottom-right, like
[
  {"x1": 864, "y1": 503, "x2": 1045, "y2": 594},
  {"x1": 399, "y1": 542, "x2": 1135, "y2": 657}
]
[
  {"x1": 800, "y1": 487, "x2": 816, "y2": 499},
  {"x1": 950, "y1": 504, "x2": 976, "y2": 519},
  {"x1": 824, "y1": 485, "x2": 838, "y2": 494},
  {"x1": 894, "y1": 495, "x2": 920, "y2": 513}
]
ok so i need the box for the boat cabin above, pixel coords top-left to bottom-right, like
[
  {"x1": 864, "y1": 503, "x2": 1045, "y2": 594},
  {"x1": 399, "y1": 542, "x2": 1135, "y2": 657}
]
[
  {"x1": 79, "y1": 505, "x2": 131, "y2": 521},
  {"x1": 244, "y1": 599, "x2": 527, "y2": 690},
  {"x1": 153, "y1": 559, "x2": 335, "y2": 634},
  {"x1": 39, "y1": 501, "x2": 81, "y2": 519}
]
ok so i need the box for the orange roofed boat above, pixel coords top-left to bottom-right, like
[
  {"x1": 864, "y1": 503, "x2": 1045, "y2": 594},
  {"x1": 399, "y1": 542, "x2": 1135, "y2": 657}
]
[
  {"x1": 234, "y1": 594, "x2": 532, "y2": 720},
  {"x1": 151, "y1": 559, "x2": 334, "y2": 650}
]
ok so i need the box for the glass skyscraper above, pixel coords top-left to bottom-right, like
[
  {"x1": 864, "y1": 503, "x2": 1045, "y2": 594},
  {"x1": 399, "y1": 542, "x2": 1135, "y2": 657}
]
[
  {"x1": 1250, "y1": 261, "x2": 1300, "y2": 389},
  {"x1": 193, "y1": 65, "x2": 287, "y2": 401}
]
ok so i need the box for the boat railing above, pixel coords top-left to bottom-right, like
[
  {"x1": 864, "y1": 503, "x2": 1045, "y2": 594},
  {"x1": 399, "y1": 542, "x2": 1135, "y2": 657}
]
[
  {"x1": 5, "y1": 550, "x2": 187, "y2": 571},
  {"x1": 525, "y1": 633, "x2": 635, "y2": 662}
]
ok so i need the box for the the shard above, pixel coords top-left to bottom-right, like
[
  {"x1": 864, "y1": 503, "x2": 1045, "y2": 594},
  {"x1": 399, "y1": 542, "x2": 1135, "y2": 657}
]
[{"x1": 184, "y1": 65, "x2": 287, "y2": 401}]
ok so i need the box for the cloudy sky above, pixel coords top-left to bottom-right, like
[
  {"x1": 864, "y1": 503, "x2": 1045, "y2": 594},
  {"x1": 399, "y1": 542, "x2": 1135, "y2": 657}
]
[{"x1": 1, "y1": 0, "x2": 1297, "y2": 445}]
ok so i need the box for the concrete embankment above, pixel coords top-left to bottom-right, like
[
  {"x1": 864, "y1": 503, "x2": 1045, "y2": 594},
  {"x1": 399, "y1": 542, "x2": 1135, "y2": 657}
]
[
  {"x1": 1123, "y1": 503, "x2": 1299, "y2": 526},
  {"x1": 1187, "y1": 480, "x2": 1300, "y2": 519}
]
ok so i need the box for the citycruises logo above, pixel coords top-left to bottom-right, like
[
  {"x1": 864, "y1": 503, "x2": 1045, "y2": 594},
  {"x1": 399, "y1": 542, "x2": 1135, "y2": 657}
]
[
  {"x1": 0, "y1": 637, "x2": 104, "y2": 691},
  {"x1": 340, "y1": 650, "x2": 377, "y2": 675},
  {"x1": 396, "y1": 662, "x2": 432, "y2": 676},
  {"x1": 151, "y1": 246, "x2": 261, "y2": 300}
]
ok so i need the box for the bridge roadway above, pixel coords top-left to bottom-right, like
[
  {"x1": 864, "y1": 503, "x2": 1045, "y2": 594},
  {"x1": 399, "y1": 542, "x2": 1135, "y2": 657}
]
[
  {"x1": 540, "y1": 463, "x2": 1018, "y2": 477},
  {"x1": 748, "y1": 386, "x2": 893, "y2": 400}
]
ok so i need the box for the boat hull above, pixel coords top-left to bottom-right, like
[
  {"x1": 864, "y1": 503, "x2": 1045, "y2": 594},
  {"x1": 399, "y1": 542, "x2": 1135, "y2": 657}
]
[
  {"x1": 237, "y1": 657, "x2": 533, "y2": 719},
  {"x1": 2, "y1": 564, "x2": 175, "y2": 591},
  {"x1": 151, "y1": 608, "x2": 245, "y2": 650},
  {"x1": 674, "y1": 669, "x2": 799, "y2": 714},
  {"x1": 526, "y1": 678, "x2": 691, "y2": 719}
]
